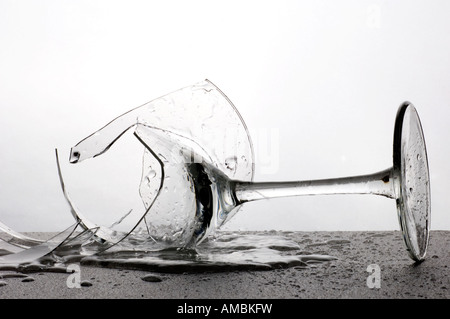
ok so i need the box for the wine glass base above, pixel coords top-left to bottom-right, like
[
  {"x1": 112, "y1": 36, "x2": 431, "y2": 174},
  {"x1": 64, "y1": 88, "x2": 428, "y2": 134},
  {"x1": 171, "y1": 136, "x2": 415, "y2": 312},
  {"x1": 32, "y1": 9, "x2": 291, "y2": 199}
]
[{"x1": 393, "y1": 102, "x2": 431, "y2": 262}]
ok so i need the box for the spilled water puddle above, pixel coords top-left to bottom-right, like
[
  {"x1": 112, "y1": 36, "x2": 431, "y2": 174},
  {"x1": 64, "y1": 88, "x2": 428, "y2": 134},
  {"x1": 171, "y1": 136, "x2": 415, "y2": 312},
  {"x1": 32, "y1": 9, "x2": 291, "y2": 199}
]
[
  {"x1": 80, "y1": 232, "x2": 337, "y2": 273},
  {"x1": 0, "y1": 230, "x2": 337, "y2": 277}
]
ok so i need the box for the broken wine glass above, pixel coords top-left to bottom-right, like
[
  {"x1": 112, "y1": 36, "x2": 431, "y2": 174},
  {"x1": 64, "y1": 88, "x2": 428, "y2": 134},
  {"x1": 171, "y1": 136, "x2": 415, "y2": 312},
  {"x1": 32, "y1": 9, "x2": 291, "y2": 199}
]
[{"x1": 69, "y1": 80, "x2": 431, "y2": 262}]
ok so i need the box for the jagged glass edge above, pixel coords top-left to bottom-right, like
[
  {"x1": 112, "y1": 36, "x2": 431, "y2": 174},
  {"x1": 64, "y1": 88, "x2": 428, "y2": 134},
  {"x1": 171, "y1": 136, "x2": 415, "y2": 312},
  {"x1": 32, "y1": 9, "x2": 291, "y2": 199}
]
[{"x1": 205, "y1": 79, "x2": 256, "y2": 183}]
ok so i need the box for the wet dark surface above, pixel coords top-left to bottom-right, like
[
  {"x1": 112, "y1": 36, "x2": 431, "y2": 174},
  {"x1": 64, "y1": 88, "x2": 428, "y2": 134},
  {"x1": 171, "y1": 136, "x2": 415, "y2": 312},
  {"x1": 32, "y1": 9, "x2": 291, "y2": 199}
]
[{"x1": 0, "y1": 230, "x2": 448, "y2": 299}]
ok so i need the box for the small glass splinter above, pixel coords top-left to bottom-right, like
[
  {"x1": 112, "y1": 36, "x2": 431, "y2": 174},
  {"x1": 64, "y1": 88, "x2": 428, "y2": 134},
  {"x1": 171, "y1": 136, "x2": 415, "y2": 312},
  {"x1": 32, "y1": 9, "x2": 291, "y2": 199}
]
[{"x1": 69, "y1": 80, "x2": 430, "y2": 262}]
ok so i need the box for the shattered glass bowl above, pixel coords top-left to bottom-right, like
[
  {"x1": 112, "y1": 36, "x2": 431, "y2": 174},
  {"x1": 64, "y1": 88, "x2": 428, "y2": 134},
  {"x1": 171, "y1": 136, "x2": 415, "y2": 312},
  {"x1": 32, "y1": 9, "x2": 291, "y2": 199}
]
[{"x1": 68, "y1": 80, "x2": 255, "y2": 246}]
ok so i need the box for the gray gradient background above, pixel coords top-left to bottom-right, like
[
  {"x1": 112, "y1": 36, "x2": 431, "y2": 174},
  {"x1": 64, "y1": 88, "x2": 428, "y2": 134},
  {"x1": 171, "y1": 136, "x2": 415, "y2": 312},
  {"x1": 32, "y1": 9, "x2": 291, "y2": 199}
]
[{"x1": 0, "y1": 1, "x2": 449, "y2": 232}]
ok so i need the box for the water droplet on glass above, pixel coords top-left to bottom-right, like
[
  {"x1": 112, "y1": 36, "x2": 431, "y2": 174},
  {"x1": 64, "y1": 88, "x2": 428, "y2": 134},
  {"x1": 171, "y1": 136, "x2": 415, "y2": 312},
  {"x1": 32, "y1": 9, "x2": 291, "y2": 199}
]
[
  {"x1": 147, "y1": 170, "x2": 157, "y2": 179},
  {"x1": 225, "y1": 156, "x2": 238, "y2": 171}
]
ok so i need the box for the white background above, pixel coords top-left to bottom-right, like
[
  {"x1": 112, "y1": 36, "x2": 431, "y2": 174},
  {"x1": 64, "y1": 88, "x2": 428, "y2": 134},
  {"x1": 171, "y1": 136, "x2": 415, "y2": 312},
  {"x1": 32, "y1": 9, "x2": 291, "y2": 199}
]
[{"x1": 0, "y1": 0, "x2": 449, "y2": 232}]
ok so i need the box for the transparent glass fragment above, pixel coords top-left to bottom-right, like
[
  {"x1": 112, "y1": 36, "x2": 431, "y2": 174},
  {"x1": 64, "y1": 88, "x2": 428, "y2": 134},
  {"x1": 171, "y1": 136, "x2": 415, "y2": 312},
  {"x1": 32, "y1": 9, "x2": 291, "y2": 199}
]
[
  {"x1": 69, "y1": 80, "x2": 255, "y2": 183},
  {"x1": 0, "y1": 223, "x2": 78, "y2": 265},
  {"x1": 0, "y1": 239, "x2": 25, "y2": 255},
  {"x1": 56, "y1": 149, "x2": 119, "y2": 243},
  {"x1": 0, "y1": 220, "x2": 44, "y2": 246}
]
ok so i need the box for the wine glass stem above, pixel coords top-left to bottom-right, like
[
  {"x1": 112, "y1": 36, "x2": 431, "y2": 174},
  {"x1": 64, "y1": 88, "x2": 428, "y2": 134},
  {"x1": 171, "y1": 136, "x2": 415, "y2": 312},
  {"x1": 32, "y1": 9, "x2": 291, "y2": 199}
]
[{"x1": 234, "y1": 168, "x2": 396, "y2": 204}]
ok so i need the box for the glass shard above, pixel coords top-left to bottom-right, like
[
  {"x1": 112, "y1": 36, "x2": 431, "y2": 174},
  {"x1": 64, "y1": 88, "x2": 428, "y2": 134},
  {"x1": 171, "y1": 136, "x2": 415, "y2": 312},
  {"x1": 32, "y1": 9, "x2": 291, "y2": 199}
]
[
  {"x1": 0, "y1": 220, "x2": 43, "y2": 245},
  {"x1": 0, "y1": 223, "x2": 78, "y2": 265}
]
